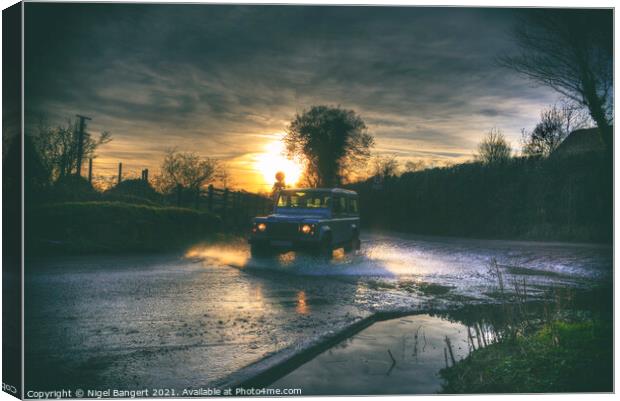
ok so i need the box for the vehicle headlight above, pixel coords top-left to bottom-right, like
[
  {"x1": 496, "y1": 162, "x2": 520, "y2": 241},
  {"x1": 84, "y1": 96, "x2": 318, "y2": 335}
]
[
  {"x1": 300, "y1": 224, "x2": 313, "y2": 234},
  {"x1": 257, "y1": 223, "x2": 267, "y2": 232}
]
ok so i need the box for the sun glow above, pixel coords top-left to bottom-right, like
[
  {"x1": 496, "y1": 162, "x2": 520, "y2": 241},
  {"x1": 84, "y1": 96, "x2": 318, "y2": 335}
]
[{"x1": 255, "y1": 138, "x2": 303, "y2": 187}]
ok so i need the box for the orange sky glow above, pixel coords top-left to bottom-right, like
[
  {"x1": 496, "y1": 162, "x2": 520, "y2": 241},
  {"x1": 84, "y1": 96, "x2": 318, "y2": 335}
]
[{"x1": 87, "y1": 129, "x2": 476, "y2": 194}]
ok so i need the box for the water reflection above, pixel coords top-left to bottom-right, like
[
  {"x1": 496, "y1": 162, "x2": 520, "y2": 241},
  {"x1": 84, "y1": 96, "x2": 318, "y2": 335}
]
[
  {"x1": 296, "y1": 291, "x2": 309, "y2": 315},
  {"x1": 272, "y1": 314, "x2": 473, "y2": 395},
  {"x1": 277, "y1": 252, "x2": 296, "y2": 266},
  {"x1": 332, "y1": 248, "x2": 346, "y2": 260}
]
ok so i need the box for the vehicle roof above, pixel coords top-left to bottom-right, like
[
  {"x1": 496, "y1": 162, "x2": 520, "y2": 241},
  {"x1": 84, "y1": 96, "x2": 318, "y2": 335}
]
[{"x1": 281, "y1": 188, "x2": 358, "y2": 196}]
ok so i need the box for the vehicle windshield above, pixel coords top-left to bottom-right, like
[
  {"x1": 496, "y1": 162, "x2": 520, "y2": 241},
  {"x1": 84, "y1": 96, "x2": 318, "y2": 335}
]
[{"x1": 277, "y1": 191, "x2": 331, "y2": 209}]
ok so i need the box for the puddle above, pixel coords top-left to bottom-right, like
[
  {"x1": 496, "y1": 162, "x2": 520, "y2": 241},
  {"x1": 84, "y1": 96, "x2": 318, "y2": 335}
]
[{"x1": 271, "y1": 314, "x2": 475, "y2": 395}]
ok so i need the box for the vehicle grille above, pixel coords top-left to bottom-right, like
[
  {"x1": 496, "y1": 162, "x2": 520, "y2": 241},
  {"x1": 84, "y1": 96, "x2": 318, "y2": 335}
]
[{"x1": 267, "y1": 222, "x2": 299, "y2": 237}]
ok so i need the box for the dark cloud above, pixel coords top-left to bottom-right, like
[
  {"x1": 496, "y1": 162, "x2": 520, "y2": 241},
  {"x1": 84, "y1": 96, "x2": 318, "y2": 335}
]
[{"x1": 24, "y1": 4, "x2": 565, "y2": 188}]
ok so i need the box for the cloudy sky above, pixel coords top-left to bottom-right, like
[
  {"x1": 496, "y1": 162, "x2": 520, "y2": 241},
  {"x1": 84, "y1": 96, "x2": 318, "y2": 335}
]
[{"x1": 25, "y1": 3, "x2": 561, "y2": 191}]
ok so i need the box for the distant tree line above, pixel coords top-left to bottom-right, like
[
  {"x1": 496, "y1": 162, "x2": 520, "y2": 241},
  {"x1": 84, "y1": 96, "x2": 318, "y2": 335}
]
[
  {"x1": 349, "y1": 151, "x2": 611, "y2": 242},
  {"x1": 344, "y1": 101, "x2": 609, "y2": 242}
]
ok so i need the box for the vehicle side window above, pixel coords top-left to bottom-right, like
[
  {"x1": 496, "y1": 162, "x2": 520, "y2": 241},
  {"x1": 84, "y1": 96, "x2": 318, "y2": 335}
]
[
  {"x1": 349, "y1": 197, "x2": 358, "y2": 214},
  {"x1": 277, "y1": 192, "x2": 331, "y2": 209},
  {"x1": 332, "y1": 196, "x2": 343, "y2": 215},
  {"x1": 306, "y1": 195, "x2": 330, "y2": 208},
  {"x1": 332, "y1": 196, "x2": 340, "y2": 214},
  {"x1": 341, "y1": 197, "x2": 347, "y2": 213},
  {"x1": 289, "y1": 195, "x2": 300, "y2": 207},
  {"x1": 277, "y1": 195, "x2": 288, "y2": 207}
]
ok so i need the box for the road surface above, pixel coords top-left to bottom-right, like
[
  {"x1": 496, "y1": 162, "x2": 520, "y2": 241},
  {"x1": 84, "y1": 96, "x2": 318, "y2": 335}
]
[{"x1": 25, "y1": 231, "x2": 611, "y2": 392}]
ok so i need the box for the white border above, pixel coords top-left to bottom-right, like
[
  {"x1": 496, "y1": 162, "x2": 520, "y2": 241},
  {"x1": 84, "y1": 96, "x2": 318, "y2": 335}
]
[{"x1": 0, "y1": 2, "x2": 616, "y2": 401}]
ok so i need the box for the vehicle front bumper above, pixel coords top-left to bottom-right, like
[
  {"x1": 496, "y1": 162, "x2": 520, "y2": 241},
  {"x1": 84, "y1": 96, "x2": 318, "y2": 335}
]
[{"x1": 248, "y1": 235, "x2": 321, "y2": 249}]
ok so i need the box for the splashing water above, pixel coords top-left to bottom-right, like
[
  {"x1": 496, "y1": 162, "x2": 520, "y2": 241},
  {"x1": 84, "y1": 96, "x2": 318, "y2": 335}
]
[
  {"x1": 185, "y1": 243, "x2": 250, "y2": 267},
  {"x1": 186, "y1": 233, "x2": 610, "y2": 280},
  {"x1": 183, "y1": 232, "x2": 611, "y2": 301}
]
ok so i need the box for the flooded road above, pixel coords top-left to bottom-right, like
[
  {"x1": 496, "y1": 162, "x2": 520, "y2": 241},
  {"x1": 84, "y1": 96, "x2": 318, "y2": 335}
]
[{"x1": 25, "y1": 231, "x2": 611, "y2": 392}]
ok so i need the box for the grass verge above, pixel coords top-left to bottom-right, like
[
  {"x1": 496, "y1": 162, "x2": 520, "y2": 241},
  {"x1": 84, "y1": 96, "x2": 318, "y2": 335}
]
[{"x1": 439, "y1": 318, "x2": 612, "y2": 393}]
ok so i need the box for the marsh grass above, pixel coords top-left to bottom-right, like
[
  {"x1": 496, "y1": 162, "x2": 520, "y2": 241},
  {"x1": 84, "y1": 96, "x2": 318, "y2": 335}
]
[
  {"x1": 437, "y1": 260, "x2": 612, "y2": 393},
  {"x1": 439, "y1": 318, "x2": 612, "y2": 393}
]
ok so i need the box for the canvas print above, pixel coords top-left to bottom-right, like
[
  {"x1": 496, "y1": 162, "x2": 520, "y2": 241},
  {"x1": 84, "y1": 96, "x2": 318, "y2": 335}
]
[{"x1": 2, "y1": 1, "x2": 614, "y2": 398}]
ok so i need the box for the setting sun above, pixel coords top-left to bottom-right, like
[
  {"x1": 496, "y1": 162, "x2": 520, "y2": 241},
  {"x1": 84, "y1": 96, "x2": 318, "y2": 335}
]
[{"x1": 255, "y1": 138, "x2": 304, "y2": 187}]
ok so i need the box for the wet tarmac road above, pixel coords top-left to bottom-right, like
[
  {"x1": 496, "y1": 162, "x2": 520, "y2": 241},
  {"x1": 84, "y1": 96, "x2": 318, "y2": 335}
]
[{"x1": 24, "y1": 231, "x2": 612, "y2": 392}]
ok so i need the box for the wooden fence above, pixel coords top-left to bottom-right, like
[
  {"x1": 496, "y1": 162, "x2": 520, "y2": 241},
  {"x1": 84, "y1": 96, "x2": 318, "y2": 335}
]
[
  {"x1": 202, "y1": 185, "x2": 273, "y2": 222},
  {"x1": 166, "y1": 185, "x2": 274, "y2": 228},
  {"x1": 85, "y1": 159, "x2": 274, "y2": 227}
]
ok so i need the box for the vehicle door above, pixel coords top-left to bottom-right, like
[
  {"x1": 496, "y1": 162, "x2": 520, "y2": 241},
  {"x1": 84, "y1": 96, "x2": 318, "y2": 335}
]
[
  {"x1": 330, "y1": 195, "x2": 344, "y2": 244},
  {"x1": 335, "y1": 195, "x2": 355, "y2": 244},
  {"x1": 347, "y1": 196, "x2": 360, "y2": 239}
]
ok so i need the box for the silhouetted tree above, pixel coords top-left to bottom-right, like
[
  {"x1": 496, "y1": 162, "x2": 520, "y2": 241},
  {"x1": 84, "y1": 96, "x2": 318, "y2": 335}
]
[
  {"x1": 476, "y1": 128, "x2": 511, "y2": 165},
  {"x1": 34, "y1": 119, "x2": 111, "y2": 181},
  {"x1": 284, "y1": 105, "x2": 374, "y2": 187},
  {"x1": 372, "y1": 155, "x2": 400, "y2": 179},
  {"x1": 404, "y1": 160, "x2": 428, "y2": 173},
  {"x1": 156, "y1": 149, "x2": 219, "y2": 207},
  {"x1": 500, "y1": 9, "x2": 612, "y2": 153},
  {"x1": 522, "y1": 103, "x2": 589, "y2": 157},
  {"x1": 215, "y1": 163, "x2": 233, "y2": 189}
]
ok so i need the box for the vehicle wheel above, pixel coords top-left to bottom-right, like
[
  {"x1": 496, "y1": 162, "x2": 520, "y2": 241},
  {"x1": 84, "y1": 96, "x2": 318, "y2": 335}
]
[
  {"x1": 344, "y1": 232, "x2": 361, "y2": 252},
  {"x1": 315, "y1": 235, "x2": 333, "y2": 259},
  {"x1": 343, "y1": 241, "x2": 352, "y2": 252},
  {"x1": 353, "y1": 235, "x2": 361, "y2": 250},
  {"x1": 250, "y1": 243, "x2": 273, "y2": 258}
]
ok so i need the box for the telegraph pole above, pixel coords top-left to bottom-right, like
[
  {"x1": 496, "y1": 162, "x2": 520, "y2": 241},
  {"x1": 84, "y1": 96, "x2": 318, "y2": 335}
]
[{"x1": 75, "y1": 114, "x2": 92, "y2": 177}]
